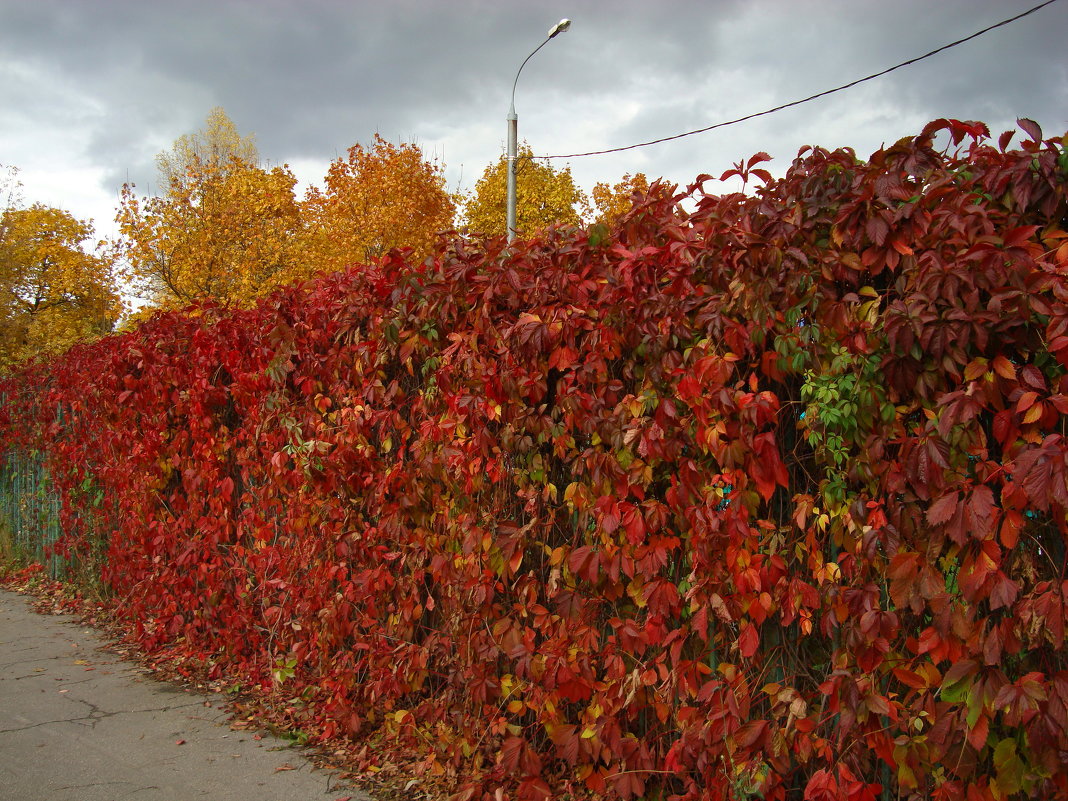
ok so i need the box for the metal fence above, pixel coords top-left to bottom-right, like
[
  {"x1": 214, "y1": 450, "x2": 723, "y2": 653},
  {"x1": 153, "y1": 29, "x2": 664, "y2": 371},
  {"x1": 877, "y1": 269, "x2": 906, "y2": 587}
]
[{"x1": 0, "y1": 448, "x2": 67, "y2": 578}]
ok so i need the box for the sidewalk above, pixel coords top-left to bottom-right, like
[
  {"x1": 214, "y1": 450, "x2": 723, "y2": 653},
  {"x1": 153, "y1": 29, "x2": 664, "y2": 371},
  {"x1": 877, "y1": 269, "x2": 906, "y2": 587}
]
[{"x1": 0, "y1": 588, "x2": 369, "y2": 801}]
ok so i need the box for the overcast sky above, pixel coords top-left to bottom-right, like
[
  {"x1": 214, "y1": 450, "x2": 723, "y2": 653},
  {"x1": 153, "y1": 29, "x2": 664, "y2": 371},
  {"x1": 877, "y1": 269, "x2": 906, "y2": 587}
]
[{"x1": 1, "y1": 0, "x2": 1066, "y2": 241}]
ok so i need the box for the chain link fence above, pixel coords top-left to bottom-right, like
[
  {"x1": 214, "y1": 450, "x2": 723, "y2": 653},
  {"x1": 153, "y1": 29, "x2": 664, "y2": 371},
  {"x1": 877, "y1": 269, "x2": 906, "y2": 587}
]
[{"x1": 0, "y1": 448, "x2": 67, "y2": 578}]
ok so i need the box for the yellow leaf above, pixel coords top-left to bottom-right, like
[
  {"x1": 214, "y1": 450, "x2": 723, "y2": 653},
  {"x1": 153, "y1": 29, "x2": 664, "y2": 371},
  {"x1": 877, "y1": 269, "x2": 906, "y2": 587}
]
[{"x1": 1023, "y1": 403, "x2": 1044, "y2": 424}]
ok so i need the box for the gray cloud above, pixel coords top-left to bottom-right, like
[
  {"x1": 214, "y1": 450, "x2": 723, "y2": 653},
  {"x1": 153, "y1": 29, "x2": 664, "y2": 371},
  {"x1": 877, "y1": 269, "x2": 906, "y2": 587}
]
[{"x1": 1, "y1": 0, "x2": 1065, "y2": 232}]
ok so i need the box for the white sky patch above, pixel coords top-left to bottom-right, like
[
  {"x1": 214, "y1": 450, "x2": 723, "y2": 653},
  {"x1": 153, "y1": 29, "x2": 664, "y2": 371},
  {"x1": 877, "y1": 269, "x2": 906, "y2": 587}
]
[{"x1": 282, "y1": 155, "x2": 334, "y2": 199}]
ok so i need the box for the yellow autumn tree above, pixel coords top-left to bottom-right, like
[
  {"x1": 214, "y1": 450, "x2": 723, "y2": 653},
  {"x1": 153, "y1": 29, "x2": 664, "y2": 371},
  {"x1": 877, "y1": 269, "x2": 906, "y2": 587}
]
[
  {"x1": 117, "y1": 108, "x2": 304, "y2": 308},
  {"x1": 156, "y1": 106, "x2": 259, "y2": 188},
  {"x1": 462, "y1": 143, "x2": 589, "y2": 238},
  {"x1": 0, "y1": 203, "x2": 122, "y2": 370},
  {"x1": 300, "y1": 135, "x2": 457, "y2": 270},
  {"x1": 591, "y1": 172, "x2": 654, "y2": 226}
]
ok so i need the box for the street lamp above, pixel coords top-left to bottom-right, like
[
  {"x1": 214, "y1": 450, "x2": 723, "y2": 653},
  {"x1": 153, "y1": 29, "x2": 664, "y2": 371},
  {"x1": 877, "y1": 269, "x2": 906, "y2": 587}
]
[{"x1": 507, "y1": 18, "x2": 571, "y2": 242}]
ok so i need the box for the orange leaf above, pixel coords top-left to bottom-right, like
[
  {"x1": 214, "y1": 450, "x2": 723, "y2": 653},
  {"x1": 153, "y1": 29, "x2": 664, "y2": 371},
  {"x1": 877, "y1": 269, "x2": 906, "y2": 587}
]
[
  {"x1": 992, "y1": 356, "x2": 1016, "y2": 380},
  {"x1": 963, "y1": 357, "x2": 988, "y2": 381}
]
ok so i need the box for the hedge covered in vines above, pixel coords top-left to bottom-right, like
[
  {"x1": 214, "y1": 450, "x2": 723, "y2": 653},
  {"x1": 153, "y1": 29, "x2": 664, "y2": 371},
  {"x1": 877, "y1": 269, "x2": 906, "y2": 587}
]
[{"x1": 2, "y1": 118, "x2": 1068, "y2": 800}]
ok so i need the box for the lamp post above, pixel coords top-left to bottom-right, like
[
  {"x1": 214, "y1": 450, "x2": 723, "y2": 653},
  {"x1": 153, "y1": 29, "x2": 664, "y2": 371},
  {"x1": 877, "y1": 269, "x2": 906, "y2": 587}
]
[{"x1": 507, "y1": 18, "x2": 571, "y2": 242}]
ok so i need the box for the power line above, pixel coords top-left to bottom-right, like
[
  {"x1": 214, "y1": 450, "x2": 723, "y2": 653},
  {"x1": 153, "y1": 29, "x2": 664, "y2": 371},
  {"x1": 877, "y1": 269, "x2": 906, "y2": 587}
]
[{"x1": 537, "y1": 0, "x2": 1061, "y2": 161}]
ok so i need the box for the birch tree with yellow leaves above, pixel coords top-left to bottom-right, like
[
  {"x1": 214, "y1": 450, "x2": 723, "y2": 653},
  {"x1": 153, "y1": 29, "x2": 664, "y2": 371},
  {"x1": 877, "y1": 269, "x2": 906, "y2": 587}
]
[
  {"x1": 117, "y1": 159, "x2": 304, "y2": 307},
  {"x1": 117, "y1": 108, "x2": 305, "y2": 308},
  {"x1": 155, "y1": 106, "x2": 259, "y2": 189}
]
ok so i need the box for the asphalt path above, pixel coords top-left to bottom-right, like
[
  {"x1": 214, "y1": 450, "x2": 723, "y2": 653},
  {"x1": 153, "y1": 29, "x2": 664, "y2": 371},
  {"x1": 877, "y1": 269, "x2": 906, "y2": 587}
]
[{"x1": 0, "y1": 588, "x2": 369, "y2": 801}]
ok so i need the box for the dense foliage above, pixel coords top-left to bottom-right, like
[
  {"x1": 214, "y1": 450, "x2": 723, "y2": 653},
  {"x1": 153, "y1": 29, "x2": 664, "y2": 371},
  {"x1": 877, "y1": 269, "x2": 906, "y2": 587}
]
[
  {"x1": 0, "y1": 201, "x2": 120, "y2": 370},
  {"x1": 118, "y1": 154, "x2": 306, "y2": 307},
  {"x1": 2, "y1": 119, "x2": 1067, "y2": 800},
  {"x1": 118, "y1": 109, "x2": 456, "y2": 310},
  {"x1": 301, "y1": 135, "x2": 458, "y2": 269}
]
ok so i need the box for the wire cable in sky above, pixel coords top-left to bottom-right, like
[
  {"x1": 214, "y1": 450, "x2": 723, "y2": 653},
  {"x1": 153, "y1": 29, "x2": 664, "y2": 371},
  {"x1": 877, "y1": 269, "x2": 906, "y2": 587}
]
[{"x1": 538, "y1": 0, "x2": 1061, "y2": 160}]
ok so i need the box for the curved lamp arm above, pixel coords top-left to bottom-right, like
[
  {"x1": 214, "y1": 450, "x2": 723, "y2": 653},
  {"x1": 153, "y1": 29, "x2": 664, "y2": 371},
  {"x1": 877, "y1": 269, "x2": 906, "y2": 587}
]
[
  {"x1": 510, "y1": 19, "x2": 571, "y2": 116},
  {"x1": 507, "y1": 18, "x2": 571, "y2": 242}
]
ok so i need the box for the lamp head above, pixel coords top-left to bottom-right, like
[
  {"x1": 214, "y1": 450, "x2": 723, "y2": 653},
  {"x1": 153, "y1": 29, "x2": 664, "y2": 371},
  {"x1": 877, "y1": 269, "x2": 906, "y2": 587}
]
[{"x1": 548, "y1": 18, "x2": 571, "y2": 38}]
